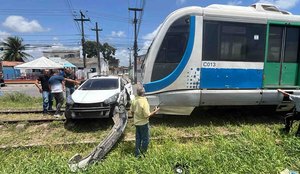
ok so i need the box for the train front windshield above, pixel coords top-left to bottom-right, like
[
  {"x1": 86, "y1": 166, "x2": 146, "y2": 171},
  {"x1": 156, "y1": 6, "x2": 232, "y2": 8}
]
[{"x1": 151, "y1": 16, "x2": 190, "y2": 81}]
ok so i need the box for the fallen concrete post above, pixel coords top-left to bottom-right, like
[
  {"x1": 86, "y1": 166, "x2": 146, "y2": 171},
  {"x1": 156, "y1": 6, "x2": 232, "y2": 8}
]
[{"x1": 68, "y1": 104, "x2": 128, "y2": 172}]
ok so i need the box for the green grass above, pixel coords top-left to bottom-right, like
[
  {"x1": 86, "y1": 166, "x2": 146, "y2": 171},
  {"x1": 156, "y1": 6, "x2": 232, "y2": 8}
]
[
  {"x1": 0, "y1": 131, "x2": 299, "y2": 174},
  {"x1": 0, "y1": 108, "x2": 300, "y2": 173},
  {"x1": 0, "y1": 119, "x2": 114, "y2": 147},
  {"x1": 0, "y1": 92, "x2": 42, "y2": 110}
]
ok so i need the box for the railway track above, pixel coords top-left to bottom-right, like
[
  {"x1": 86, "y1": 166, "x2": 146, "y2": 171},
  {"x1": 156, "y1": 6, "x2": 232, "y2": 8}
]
[
  {"x1": 0, "y1": 109, "x2": 65, "y2": 114},
  {"x1": 0, "y1": 118, "x2": 65, "y2": 124},
  {"x1": 0, "y1": 109, "x2": 67, "y2": 124}
]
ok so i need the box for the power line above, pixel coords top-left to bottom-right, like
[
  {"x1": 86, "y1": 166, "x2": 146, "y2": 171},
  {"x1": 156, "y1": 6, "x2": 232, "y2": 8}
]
[
  {"x1": 65, "y1": 0, "x2": 81, "y2": 33},
  {"x1": 0, "y1": 8, "x2": 131, "y2": 22},
  {"x1": 87, "y1": 10, "x2": 129, "y2": 20},
  {"x1": 0, "y1": 34, "x2": 81, "y2": 36},
  {"x1": 74, "y1": 10, "x2": 90, "y2": 68},
  {"x1": 137, "y1": 0, "x2": 146, "y2": 38}
]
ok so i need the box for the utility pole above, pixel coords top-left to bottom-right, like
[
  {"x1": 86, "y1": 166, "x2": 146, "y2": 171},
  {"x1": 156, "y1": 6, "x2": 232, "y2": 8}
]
[
  {"x1": 74, "y1": 11, "x2": 90, "y2": 68},
  {"x1": 127, "y1": 47, "x2": 132, "y2": 80},
  {"x1": 128, "y1": 7, "x2": 143, "y2": 84},
  {"x1": 92, "y1": 22, "x2": 103, "y2": 75}
]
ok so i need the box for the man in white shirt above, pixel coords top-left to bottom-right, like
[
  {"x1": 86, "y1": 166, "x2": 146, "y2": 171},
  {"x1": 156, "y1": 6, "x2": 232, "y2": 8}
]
[{"x1": 49, "y1": 70, "x2": 65, "y2": 117}]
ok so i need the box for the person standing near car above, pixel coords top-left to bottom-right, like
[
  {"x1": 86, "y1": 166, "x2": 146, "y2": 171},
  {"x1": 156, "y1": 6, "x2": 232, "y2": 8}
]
[
  {"x1": 48, "y1": 70, "x2": 65, "y2": 117},
  {"x1": 34, "y1": 69, "x2": 53, "y2": 115},
  {"x1": 64, "y1": 68, "x2": 77, "y2": 104},
  {"x1": 49, "y1": 70, "x2": 79, "y2": 117},
  {"x1": 131, "y1": 86, "x2": 160, "y2": 157}
]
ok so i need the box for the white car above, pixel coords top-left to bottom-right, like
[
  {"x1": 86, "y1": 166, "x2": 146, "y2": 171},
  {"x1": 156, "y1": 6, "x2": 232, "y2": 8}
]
[{"x1": 65, "y1": 76, "x2": 133, "y2": 120}]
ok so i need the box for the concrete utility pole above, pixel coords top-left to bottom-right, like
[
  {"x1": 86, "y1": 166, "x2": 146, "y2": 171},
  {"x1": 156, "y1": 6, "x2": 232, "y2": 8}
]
[
  {"x1": 74, "y1": 11, "x2": 90, "y2": 68},
  {"x1": 127, "y1": 47, "x2": 132, "y2": 79},
  {"x1": 92, "y1": 22, "x2": 103, "y2": 75},
  {"x1": 128, "y1": 7, "x2": 143, "y2": 84}
]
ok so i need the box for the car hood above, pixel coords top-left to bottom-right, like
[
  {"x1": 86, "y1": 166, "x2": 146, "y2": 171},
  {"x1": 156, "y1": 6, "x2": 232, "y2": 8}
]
[{"x1": 71, "y1": 89, "x2": 119, "y2": 103}]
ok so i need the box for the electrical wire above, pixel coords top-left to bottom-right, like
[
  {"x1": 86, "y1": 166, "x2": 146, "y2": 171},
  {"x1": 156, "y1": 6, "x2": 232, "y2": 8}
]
[{"x1": 65, "y1": 0, "x2": 81, "y2": 33}]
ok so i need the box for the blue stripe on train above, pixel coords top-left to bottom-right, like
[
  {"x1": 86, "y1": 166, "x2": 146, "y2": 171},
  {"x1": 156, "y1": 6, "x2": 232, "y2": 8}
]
[{"x1": 200, "y1": 68, "x2": 263, "y2": 89}]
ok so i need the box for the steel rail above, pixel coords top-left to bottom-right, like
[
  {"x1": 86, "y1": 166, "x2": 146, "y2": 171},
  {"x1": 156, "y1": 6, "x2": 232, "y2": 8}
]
[
  {"x1": 0, "y1": 110, "x2": 65, "y2": 114},
  {"x1": 0, "y1": 118, "x2": 65, "y2": 124}
]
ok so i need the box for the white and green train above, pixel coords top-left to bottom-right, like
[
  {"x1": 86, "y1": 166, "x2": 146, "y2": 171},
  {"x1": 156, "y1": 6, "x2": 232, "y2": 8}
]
[{"x1": 141, "y1": 3, "x2": 300, "y2": 115}]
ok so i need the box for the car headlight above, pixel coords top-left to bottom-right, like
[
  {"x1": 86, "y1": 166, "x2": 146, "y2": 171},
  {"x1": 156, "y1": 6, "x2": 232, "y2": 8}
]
[{"x1": 104, "y1": 93, "x2": 119, "y2": 105}]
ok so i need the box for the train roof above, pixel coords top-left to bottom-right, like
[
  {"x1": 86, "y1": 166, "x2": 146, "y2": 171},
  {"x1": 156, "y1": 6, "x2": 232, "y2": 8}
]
[
  {"x1": 206, "y1": 3, "x2": 291, "y2": 15},
  {"x1": 169, "y1": 3, "x2": 300, "y2": 24}
]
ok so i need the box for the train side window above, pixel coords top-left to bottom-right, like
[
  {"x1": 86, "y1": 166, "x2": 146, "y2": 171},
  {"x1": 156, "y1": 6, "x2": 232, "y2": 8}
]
[
  {"x1": 220, "y1": 25, "x2": 247, "y2": 61},
  {"x1": 203, "y1": 21, "x2": 266, "y2": 62},
  {"x1": 268, "y1": 26, "x2": 283, "y2": 62},
  {"x1": 203, "y1": 22, "x2": 219, "y2": 61},
  {"x1": 151, "y1": 16, "x2": 190, "y2": 81},
  {"x1": 246, "y1": 24, "x2": 266, "y2": 61},
  {"x1": 284, "y1": 27, "x2": 300, "y2": 63}
]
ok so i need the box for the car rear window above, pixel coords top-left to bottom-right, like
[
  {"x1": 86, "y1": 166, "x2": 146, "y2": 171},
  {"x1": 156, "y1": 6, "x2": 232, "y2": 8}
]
[{"x1": 79, "y1": 79, "x2": 119, "y2": 90}]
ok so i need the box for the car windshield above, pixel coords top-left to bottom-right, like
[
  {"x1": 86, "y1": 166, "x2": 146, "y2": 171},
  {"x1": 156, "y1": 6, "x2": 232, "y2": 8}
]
[{"x1": 79, "y1": 78, "x2": 119, "y2": 90}]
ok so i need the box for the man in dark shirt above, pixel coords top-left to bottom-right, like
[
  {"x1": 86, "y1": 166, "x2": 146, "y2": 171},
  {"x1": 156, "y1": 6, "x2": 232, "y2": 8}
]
[
  {"x1": 64, "y1": 68, "x2": 77, "y2": 104},
  {"x1": 34, "y1": 69, "x2": 53, "y2": 114},
  {"x1": 278, "y1": 89, "x2": 300, "y2": 137}
]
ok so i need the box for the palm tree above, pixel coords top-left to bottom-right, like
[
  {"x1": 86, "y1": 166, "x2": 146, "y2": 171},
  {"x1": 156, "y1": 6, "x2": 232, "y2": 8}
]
[{"x1": 0, "y1": 36, "x2": 31, "y2": 62}]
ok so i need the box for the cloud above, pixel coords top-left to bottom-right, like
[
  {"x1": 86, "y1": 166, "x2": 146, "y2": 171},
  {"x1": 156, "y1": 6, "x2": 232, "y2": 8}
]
[
  {"x1": 24, "y1": 48, "x2": 44, "y2": 60},
  {"x1": 227, "y1": 0, "x2": 243, "y2": 5},
  {"x1": 140, "y1": 24, "x2": 162, "y2": 55},
  {"x1": 143, "y1": 25, "x2": 161, "y2": 41},
  {"x1": 111, "y1": 31, "x2": 126, "y2": 37},
  {"x1": 25, "y1": 44, "x2": 81, "y2": 60},
  {"x1": 176, "y1": 0, "x2": 186, "y2": 5},
  {"x1": 257, "y1": 0, "x2": 299, "y2": 9},
  {"x1": 3, "y1": 16, "x2": 48, "y2": 33},
  {"x1": 0, "y1": 30, "x2": 11, "y2": 42},
  {"x1": 115, "y1": 48, "x2": 129, "y2": 66}
]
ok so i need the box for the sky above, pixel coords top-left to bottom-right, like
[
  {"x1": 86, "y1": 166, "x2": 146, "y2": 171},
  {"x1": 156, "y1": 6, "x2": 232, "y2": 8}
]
[{"x1": 0, "y1": 0, "x2": 299, "y2": 66}]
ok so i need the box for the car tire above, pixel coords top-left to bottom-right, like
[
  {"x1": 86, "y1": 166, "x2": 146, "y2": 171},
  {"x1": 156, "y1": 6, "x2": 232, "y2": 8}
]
[
  {"x1": 64, "y1": 104, "x2": 73, "y2": 120},
  {"x1": 65, "y1": 113, "x2": 74, "y2": 124}
]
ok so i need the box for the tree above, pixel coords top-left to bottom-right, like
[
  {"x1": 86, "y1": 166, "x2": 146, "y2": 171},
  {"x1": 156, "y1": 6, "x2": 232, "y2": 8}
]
[
  {"x1": 84, "y1": 41, "x2": 119, "y2": 67},
  {"x1": 109, "y1": 57, "x2": 119, "y2": 67},
  {"x1": 84, "y1": 40, "x2": 99, "y2": 58},
  {"x1": 0, "y1": 36, "x2": 31, "y2": 62},
  {"x1": 100, "y1": 42, "x2": 116, "y2": 62}
]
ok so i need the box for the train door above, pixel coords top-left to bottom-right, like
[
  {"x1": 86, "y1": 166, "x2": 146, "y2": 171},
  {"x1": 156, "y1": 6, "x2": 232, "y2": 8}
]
[{"x1": 264, "y1": 22, "x2": 300, "y2": 87}]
